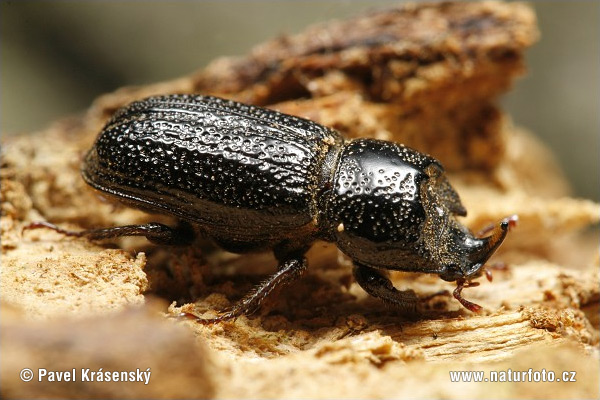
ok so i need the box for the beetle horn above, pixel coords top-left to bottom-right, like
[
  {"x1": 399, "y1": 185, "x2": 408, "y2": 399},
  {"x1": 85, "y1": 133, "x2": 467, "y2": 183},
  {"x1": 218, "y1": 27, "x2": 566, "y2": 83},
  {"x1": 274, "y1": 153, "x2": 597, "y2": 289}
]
[{"x1": 468, "y1": 215, "x2": 518, "y2": 268}]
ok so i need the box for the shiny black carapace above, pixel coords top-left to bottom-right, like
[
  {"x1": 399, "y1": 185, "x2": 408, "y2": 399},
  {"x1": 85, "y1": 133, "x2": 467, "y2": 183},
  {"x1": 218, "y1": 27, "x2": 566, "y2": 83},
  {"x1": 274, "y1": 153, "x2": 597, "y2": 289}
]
[{"x1": 26, "y1": 95, "x2": 516, "y2": 320}]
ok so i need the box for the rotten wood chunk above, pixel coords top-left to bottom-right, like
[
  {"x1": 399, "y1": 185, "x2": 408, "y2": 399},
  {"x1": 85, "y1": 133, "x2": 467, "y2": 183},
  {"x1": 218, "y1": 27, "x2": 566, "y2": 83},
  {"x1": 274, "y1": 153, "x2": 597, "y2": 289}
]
[
  {"x1": 0, "y1": 305, "x2": 215, "y2": 399},
  {"x1": 90, "y1": 2, "x2": 538, "y2": 171},
  {"x1": 188, "y1": 1, "x2": 538, "y2": 170},
  {"x1": 196, "y1": 2, "x2": 537, "y2": 104},
  {"x1": 273, "y1": 92, "x2": 504, "y2": 171}
]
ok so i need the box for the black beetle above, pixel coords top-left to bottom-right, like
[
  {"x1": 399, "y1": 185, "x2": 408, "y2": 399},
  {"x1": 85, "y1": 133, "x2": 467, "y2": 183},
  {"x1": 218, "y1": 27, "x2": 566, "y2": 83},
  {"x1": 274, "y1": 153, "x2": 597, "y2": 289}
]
[{"x1": 26, "y1": 94, "x2": 516, "y2": 321}]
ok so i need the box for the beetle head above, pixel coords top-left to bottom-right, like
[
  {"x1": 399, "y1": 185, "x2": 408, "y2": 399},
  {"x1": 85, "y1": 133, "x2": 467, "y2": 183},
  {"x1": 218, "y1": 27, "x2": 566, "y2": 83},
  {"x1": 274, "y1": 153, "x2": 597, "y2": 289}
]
[{"x1": 420, "y1": 163, "x2": 514, "y2": 282}]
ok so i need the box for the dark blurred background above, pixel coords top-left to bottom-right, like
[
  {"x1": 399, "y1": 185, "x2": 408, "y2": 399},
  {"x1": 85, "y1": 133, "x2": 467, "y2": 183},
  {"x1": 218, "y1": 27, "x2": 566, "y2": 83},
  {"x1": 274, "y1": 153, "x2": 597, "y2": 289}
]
[{"x1": 1, "y1": 1, "x2": 598, "y2": 201}]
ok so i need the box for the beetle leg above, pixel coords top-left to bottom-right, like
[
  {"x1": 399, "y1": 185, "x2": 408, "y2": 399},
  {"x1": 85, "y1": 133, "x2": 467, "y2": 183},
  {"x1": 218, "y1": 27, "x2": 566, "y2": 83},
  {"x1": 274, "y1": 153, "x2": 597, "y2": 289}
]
[
  {"x1": 452, "y1": 278, "x2": 482, "y2": 312},
  {"x1": 183, "y1": 257, "x2": 308, "y2": 324},
  {"x1": 22, "y1": 221, "x2": 195, "y2": 245},
  {"x1": 476, "y1": 222, "x2": 496, "y2": 238},
  {"x1": 420, "y1": 289, "x2": 451, "y2": 301},
  {"x1": 484, "y1": 268, "x2": 494, "y2": 282},
  {"x1": 482, "y1": 261, "x2": 511, "y2": 283},
  {"x1": 352, "y1": 264, "x2": 418, "y2": 313}
]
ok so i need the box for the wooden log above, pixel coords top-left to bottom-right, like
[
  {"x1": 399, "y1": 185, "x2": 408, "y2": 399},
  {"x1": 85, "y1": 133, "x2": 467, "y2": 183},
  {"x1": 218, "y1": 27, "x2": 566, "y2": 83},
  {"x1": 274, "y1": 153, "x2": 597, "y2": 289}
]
[{"x1": 1, "y1": 2, "x2": 597, "y2": 398}]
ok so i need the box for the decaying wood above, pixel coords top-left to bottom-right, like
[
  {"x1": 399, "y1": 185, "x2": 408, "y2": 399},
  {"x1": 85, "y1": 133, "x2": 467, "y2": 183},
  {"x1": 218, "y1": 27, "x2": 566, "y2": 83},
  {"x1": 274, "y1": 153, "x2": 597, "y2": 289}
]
[
  {"x1": 1, "y1": 1, "x2": 598, "y2": 399},
  {"x1": 88, "y1": 1, "x2": 538, "y2": 171},
  {"x1": 1, "y1": 304, "x2": 216, "y2": 399}
]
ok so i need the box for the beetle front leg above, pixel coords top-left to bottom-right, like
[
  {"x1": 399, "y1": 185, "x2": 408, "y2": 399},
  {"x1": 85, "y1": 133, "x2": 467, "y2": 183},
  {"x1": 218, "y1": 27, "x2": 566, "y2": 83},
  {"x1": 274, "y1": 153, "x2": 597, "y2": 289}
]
[
  {"x1": 452, "y1": 279, "x2": 483, "y2": 312},
  {"x1": 353, "y1": 264, "x2": 419, "y2": 313},
  {"x1": 23, "y1": 221, "x2": 195, "y2": 246},
  {"x1": 183, "y1": 257, "x2": 308, "y2": 324}
]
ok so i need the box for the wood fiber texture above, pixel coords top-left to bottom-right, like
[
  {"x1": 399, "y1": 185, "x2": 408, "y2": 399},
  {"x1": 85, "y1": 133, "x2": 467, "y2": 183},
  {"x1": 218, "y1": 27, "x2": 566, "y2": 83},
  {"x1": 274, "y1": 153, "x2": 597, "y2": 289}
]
[{"x1": 1, "y1": 2, "x2": 598, "y2": 399}]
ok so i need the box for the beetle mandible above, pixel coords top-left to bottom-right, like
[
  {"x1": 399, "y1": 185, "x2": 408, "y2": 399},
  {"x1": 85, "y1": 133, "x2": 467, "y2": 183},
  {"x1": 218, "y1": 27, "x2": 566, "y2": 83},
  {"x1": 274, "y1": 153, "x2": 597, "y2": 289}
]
[{"x1": 26, "y1": 95, "x2": 517, "y2": 321}]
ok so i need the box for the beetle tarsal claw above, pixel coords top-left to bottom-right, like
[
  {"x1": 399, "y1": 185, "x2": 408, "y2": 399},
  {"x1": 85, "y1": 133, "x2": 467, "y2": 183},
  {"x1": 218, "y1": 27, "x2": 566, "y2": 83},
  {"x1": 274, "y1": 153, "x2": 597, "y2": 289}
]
[
  {"x1": 21, "y1": 221, "x2": 84, "y2": 237},
  {"x1": 173, "y1": 311, "x2": 237, "y2": 325}
]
